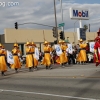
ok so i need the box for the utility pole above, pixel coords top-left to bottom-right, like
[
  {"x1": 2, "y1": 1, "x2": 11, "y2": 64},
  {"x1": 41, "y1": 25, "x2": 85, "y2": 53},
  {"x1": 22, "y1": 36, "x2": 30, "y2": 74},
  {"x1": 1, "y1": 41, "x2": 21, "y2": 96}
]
[
  {"x1": 54, "y1": 0, "x2": 58, "y2": 43},
  {"x1": 89, "y1": 24, "x2": 90, "y2": 32},
  {"x1": 60, "y1": 0, "x2": 65, "y2": 40}
]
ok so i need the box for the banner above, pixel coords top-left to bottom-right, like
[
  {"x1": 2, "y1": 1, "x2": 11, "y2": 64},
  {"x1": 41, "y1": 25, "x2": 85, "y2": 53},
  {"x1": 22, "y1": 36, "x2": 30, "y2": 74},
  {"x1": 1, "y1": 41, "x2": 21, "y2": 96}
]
[
  {"x1": 67, "y1": 44, "x2": 73, "y2": 54},
  {"x1": 34, "y1": 47, "x2": 39, "y2": 60},
  {"x1": 89, "y1": 42, "x2": 95, "y2": 53},
  {"x1": 7, "y1": 50, "x2": 14, "y2": 64},
  {"x1": 55, "y1": 44, "x2": 62, "y2": 56}
]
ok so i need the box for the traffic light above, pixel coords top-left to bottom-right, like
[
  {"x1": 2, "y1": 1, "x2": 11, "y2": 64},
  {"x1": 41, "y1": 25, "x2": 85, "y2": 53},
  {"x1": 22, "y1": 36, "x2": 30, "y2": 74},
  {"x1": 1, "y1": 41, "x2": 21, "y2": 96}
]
[
  {"x1": 52, "y1": 27, "x2": 56, "y2": 38},
  {"x1": 59, "y1": 31, "x2": 65, "y2": 40},
  {"x1": 15, "y1": 22, "x2": 18, "y2": 29}
]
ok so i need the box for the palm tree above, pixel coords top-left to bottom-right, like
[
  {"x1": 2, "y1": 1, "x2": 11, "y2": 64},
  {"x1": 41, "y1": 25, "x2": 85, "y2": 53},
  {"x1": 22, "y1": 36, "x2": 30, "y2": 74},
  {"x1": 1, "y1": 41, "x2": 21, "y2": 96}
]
[{"x1": 83, "y1": 24, "x2": 88, "y2": 32}]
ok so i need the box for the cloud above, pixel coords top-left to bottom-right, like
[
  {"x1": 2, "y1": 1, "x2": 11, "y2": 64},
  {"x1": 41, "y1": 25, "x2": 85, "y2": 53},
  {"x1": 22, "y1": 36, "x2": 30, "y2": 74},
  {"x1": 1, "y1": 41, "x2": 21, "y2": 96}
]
[{"x1": 0, "y1": 0, "x2": 100, "y2": 34}]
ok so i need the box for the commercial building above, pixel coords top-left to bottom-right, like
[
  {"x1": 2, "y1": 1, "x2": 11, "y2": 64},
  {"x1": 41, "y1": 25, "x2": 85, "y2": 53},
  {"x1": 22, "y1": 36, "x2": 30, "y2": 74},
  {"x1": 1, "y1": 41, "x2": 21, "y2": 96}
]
[{"x1": 0, "y1": 28, "x2": 97, "y2": 55}]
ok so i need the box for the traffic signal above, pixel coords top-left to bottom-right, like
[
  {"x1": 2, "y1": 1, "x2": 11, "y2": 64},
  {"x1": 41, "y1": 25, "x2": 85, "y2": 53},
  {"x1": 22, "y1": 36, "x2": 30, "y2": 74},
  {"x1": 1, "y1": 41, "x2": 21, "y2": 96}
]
[
  {"x1": 52, "y1": 27, "x2": 56, "y2": 38},
  {"x1": 15, "y1": 22, "x2": 18, "y2": 29},
  {"x1": 59, "y1": 31, "x2": 65, "y2": 40}
]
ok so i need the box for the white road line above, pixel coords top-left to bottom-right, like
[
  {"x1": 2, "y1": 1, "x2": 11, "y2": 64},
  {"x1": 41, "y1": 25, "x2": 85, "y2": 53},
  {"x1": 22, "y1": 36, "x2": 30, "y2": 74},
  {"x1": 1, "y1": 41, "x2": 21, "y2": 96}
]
[{"x1": 0, "y1": 89, "x2": 97, "y2": 100}]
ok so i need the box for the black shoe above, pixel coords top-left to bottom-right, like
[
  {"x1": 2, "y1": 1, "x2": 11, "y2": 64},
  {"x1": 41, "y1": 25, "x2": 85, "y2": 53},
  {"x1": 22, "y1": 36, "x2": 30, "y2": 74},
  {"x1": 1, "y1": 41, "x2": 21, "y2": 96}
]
[
  {"x1": 49, "y1": 66, "x2": 52, "y2": 69},
  {"x1": 46, "y1": 66, "x2": 48, "y2": 69}
]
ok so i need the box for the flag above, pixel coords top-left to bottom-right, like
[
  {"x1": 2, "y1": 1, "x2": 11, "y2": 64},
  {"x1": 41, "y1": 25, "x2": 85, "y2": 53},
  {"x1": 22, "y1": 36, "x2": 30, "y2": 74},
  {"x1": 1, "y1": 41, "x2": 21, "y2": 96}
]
[
  {"x1": 55, "y1": 44, "x2": 62, "y2": 56},
  {"x1": 7, "y1": 50, "x2": 14, "y2": 64},
  {"x1": 34, "y1": 48, "x2": 39, "y2": 60},
  {"x1": 89, "y1": 42, "x2": 95, "y2": 53}
]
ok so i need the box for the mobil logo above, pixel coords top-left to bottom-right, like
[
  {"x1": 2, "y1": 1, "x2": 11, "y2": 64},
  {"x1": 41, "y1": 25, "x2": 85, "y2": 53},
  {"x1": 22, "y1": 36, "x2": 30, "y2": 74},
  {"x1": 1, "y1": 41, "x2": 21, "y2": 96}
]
[{"x1": 73, "y1": 9, "x2": 88, "y2": 17}]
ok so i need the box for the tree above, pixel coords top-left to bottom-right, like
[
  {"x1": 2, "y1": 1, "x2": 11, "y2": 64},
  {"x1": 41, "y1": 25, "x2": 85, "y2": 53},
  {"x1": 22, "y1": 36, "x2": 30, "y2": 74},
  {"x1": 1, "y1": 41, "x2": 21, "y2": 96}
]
[{"x1": 83, "y1": 24, "x2": 88, "y2": 32}]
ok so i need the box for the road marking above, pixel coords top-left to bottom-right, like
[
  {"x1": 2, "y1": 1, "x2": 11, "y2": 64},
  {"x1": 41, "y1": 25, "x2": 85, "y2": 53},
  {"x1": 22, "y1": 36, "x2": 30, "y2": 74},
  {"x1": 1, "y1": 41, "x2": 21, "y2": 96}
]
[{"x1": 0, "y1": 89, "x2": 97, "y2": 100}]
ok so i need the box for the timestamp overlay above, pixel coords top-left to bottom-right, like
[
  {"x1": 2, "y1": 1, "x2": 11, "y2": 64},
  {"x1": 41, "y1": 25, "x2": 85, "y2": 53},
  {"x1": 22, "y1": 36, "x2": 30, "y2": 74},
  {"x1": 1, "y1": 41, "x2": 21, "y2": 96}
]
[{"x1": 0, "y1": 1, "x2": 19, "y2": 7}]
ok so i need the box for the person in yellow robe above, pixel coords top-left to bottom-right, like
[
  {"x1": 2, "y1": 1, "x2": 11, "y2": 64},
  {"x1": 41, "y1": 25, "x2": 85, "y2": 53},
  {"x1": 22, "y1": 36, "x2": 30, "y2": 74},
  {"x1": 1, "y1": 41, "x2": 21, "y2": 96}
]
[
  {"x1": 25, "y1": 42, "x2": 33, "y2": 72},
  {"x1": 0, "y1": 43, "x2": 7, "y2": 76},
  {"x1": 49, "y1": 44, "x2": 54, "y2": 64},
  {"x1": 42, "y1": 41, "x2": 52, "y2": 69},
  {"x1": 62, "y1": 40, "x2": 68, "y2": 64},
  {"x1": 11, "y1": 43, "x2": 21, "y2": 73},
  {"x1": 56, "y1": 40, "x2": 65, "y2": 67},
  {"x1": 17, "y1": 46, "x2": 22, "y2": 66},
  {"x1": 77, "y1": 39, "x2": 87, "y2": 64},
  {"x1": 31, "y1": 42, "x2": 38, "y2": 70}
]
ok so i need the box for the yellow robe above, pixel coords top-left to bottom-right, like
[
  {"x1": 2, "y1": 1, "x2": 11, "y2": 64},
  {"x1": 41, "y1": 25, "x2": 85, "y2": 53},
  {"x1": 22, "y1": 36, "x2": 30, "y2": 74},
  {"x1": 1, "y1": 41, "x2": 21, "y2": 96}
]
[
  {"x1": 0, "y1": 49, "x2": 7, "y2": 72},
  {"x1": 42, "y1": 46, "x2": 51, "y2": 66},
  {"x1": 56, "y1": 45, "x2": 65, "y2": 64},
  {"x1": 17, "y1": 49, "x2": 22, "y2": 66},
  {"x1": 31, "y1": 47, "x2": 38, "y2": 67},
  {"x1": 77, "y1": 43, "x2": 87, "y2": 62},
  {"x1": 11, "y1": 48, "x2": 21, "y2": 69},
  {"x1": 62, "y1": 45, "x2": 68, "y2": 63},
  {"x1": 26, "y1": 47, "x2": 33, "y2": 68}
]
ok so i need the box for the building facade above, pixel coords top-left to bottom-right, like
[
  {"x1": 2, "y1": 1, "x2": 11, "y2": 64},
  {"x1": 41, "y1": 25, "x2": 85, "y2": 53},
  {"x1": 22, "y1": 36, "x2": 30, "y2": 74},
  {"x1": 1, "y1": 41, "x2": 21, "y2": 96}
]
[{"x1": 0, "y1": 28, "x2": 97, "y2": 55}]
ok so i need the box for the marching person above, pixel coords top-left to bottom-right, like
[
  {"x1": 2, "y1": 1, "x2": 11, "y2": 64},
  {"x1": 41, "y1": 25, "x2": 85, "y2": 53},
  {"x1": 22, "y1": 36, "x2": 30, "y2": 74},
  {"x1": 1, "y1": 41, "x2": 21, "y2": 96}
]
[
  {"x1": 0, "y1": 43, "x2": 7, "y2": 76},
  {"x1": 17, "y1": 46, "x2": 23, "y2": 66},
  {"x1": 11, "y1": 43, "x2": 21, "y2": 73},
  {"x1": 25, "y1": 42, "x2": 33, "y2": 72},
  {"x1": 62, "y1": 40, "x2": 68, "y2": 64},
  {"x1": 77, "y1": 39, "x2": 87, "y2": 64},
  {"x1": 56, "y1": 40, "x2": 65, "y2": 67},
  {"x1": 31, "y1": 42, "x2": 39, "y2": 70},
  {"x1": 94, "y1": 29, "x2": 100, "y2": 66},
  {"x1": 49, "y1": 44, "x2": 54, "y2": 64},
  {"x1": 42, "y1": 41, "x2": 52, "y2": 69}
]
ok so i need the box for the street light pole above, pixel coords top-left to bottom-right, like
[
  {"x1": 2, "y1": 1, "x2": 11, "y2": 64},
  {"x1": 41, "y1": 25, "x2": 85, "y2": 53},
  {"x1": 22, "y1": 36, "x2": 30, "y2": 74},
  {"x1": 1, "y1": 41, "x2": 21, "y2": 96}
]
[
  {"x1": 60, "y1": 0, "x2": 63, "y2": 22},
  {"x1": 54, "y1": 0, "x2": 58, "y2": 43},
  {"x1": 74, "y1": 20, "x2": 78, "y2": 43}
]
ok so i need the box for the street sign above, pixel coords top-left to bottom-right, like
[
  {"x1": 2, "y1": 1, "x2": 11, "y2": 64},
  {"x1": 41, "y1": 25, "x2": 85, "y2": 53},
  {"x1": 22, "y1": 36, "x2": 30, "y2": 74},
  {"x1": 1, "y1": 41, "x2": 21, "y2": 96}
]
[{"x1": 58, "y1": 23, "x2": 65, "y2": 27}]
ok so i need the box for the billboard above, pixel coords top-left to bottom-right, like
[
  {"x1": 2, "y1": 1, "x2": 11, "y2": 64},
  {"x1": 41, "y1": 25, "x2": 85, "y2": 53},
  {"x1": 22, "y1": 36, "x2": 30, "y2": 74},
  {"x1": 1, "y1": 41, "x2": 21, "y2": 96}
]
[
  {"x1": 77, "y1": 28, "x2": 86, "y2": 40},
  {"x1": 70, "y1": 8, "x2": 89, "y2": 20}
]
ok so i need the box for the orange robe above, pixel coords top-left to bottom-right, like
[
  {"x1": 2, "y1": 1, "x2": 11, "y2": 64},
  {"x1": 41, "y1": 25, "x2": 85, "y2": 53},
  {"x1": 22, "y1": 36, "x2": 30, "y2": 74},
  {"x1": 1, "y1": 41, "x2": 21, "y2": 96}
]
[
  {"x1": 0, "y1": 49, "x2": 7, "y2": 72},
  {"x1": 11, "y1": 48, "x2": 21, "y2": 69},
  {"x1": 42, "y1": 46, "x2": 51, "y2": 66},
  {"x1": 31, "y1": 47, "x2": 38, "y2": 67},
  {"x1": 77, "y1": 43, "x2": 87, "y2": 62},
  {"x1": 26, "y1": 47, "x2": 33, "y2": 68},
  {"x1": 62, "y1": 45, "x2": 68, "y2": 63},
  {"x1": 56, "y1": 45, "x2": 65, "y2": 64}
]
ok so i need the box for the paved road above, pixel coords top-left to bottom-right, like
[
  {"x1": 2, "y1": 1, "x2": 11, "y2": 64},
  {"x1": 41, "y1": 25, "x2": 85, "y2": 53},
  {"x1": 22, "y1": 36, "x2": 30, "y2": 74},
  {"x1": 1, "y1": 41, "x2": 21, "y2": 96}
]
[{"x1": 0, "y1": 64, "x2": 100, "y2": 100}]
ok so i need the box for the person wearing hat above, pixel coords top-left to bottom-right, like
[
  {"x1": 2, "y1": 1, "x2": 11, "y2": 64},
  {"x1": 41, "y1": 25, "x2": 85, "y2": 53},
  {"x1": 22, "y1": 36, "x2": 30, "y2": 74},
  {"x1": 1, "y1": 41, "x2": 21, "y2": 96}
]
[
  {"x1": 25, "y1": 41, "x2": 33, "y2": 72},
  {"x1": 42, "y1": 40, "x2": 52, "y2": 69},
  {"x1": 77, "y1": 39, "x2": 87, "y2": 64},
  {"x1": 62, "y1": 40, "x2": 68, "y2": 64},
  {"x1": 11, "y1": 43, "x2": 21, "y2": 73},
  {"x1": 31, "y1": 42, "x2": 38, "y2": 70},
  {"x1": 17, "y1": 46, "x2": 23, "y2": 66},
  {"x1": 56, "y1": 40, "x2": 65, "y2": 67},
  {"x1": 0, "y1": 43, "x2": 7, "y2": 76},
  {"x1": 94, "y1": 28, "x2": 100, "y2": 66}
]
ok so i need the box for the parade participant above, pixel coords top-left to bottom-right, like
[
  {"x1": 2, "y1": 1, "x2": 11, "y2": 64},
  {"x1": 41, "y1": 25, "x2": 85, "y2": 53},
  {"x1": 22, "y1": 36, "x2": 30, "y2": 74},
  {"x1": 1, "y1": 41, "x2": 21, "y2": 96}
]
[
  {"x1": 11, "y1": 43, "x2": 21, "y2": 73},
  {"x1": 77, "y1": 39, "x2": 87, "y2": 64},
  {"x1": 62, "y1": 40, "x2": 68, "y2": 64},
  {"x1": 94, "y1": 29, "x2": 100, "y2": 66},
  {"x1": 0, "y1": 43, "x2": 7, "y2": 76},
  {"x1": 56, "y1": 40, "x2": 65, "y2": 67},
  {"x1": 25, "y1": 42, "x2": 33, "y2": 72},
  {"x1": 31, "y1": 42, "x2": 38, "y2": 70},
  {"x1": 17, "y1": 46, "x2": 23, "y2": 66},
  {"x1": 49, "y1": 44, "x2": 54, "y2": 64},
  {"x1": 42, "y1": 41, "x2": 52, "y2": 69}
]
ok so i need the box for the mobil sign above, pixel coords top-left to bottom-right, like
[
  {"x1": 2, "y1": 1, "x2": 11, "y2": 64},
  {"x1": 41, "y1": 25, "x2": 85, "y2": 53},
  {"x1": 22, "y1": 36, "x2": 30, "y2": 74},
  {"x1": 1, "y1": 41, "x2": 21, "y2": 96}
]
[{"x1": 70, "y1": 8, "x2": 89, "y2": 20}]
